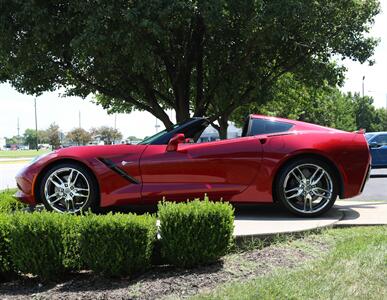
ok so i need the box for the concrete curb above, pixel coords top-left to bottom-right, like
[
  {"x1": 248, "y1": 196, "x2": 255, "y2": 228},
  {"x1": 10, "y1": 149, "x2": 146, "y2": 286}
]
[
  {"x1": 233, "y1": 201, "x2": 387, "y2": 241},
  {"x1": 233, "y1": 208, "x2": 344, "y2": 241}
]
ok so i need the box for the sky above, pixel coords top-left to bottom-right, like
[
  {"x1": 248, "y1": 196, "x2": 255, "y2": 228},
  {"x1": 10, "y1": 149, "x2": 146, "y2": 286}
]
[{"x1": 0, "y1": 1, "x2": 386, "y2": 139}]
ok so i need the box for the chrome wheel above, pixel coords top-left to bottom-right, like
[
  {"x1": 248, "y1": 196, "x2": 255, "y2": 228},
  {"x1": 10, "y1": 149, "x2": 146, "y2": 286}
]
[
  {"x1": 283, "y1": 163, "x2": 333, "y2": 214},
  {"x1": 44, "y1": 167, "x2": 90, "y2": 213}
]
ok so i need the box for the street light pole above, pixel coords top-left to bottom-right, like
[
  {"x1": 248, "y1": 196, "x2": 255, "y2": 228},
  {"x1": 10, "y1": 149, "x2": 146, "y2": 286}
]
[
  {"x1": 362, "y1": 76, "x2": 365, "y2": 97},
  {"x1": 17, "y1": 117, "x2": 20, "y2": 146},
  {"x1": 155, "y1": 118, "x2": 160, "y2": 133},
  {"x1": 34, "y1": 97, "x2": 38, "y2": 151}
]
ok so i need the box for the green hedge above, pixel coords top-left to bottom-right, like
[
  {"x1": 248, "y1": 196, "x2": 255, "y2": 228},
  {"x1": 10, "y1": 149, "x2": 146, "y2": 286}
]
[
  {"x1": 9, "y1": 212, "x2": 67, "y2": 280},
  {"x1": 0, "y1": 214, "x2": 13, "y2": 281},
  {"x1": 0, "y1": 189, "x2": 27, "y2": 213},
  {"x1": 62, "y1": 215, "x2": 83, "y2": 271},
  {"x1": 78, "y1": 213, "x2": 157, "y2": 277},
  {"x1": 158, "y1": 197, "x2": 234, "y2": 268},
  {"x1": 0, "y1": 196, "x2": 235, "y2": 279}
]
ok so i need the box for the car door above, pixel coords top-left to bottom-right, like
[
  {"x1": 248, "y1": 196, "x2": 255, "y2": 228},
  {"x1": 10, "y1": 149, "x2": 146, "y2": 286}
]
[
  {"x1": 370, "y1": 134, "x2": 387, "y2": 167},
  {"x1": 139, "y1": 136, "x2": 263, "y2": 204}
]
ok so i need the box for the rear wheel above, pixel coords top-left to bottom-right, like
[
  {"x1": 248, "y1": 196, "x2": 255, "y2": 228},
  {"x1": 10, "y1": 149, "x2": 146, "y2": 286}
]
[
  {"x1": 39, "y1": 163, "x2": 99, "y2": 213},
  {"x1": 275, "y1": 158, "x2": 338, "y2": 217}
]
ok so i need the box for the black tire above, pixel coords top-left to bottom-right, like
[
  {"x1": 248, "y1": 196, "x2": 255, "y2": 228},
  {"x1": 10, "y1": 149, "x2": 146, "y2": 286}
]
[
  {"x1": 274, "y1": 157, "x2": 338, "y2": 217},
  {"x1": 38, "y1": 162, "x2": 99, "y2": 213}
]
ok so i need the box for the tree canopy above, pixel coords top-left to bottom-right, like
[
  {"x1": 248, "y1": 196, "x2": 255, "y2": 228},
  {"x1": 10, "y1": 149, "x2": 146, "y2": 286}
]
[
  {"x1": 231, "y1": 74, "x2": 387, "y2": 133},
  {"x1": 90, "y1": 126, "x2": 123, "y2": 144},
  {"x1": 0, "y1": 0, "x2": 380, "y2": 136},
  {"x1": 66, "y1": 128, "x2": 91, "y2": 146}
]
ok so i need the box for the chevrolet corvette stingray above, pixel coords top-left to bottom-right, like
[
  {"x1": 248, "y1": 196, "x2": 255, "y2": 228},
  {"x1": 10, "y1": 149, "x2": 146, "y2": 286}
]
[{"x1": 15, "y1": 115, "x2": 371, "y2": 217}]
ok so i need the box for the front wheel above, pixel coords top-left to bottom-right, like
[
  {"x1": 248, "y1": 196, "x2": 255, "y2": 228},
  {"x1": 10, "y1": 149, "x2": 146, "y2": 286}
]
[
  {"x1": 275, "y1": 158, "x2": 338, "y2": 217},
  {"x1": 39, "y1": 163, "x2": 99, "y2": 213}
]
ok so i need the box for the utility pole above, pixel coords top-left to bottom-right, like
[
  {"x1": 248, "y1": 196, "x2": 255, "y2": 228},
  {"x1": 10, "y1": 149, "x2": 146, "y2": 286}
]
[
  {"x1": 362, "y1": 76, "x2": 365, "y2": 97},
  {"x1": 34, "y1": 98, "x2": 38, "y2": 151},
  {"x1": 114, "y1": 114, "x2": 117, "y2": 131},
  {"x1": 155, "y1": 118, "x2": 160, "y2": 133},
  {"x1": 79, "y1": 110, "x2": 81, "y2": 128},
  {"x1": 17, "y1": 117, "x2": 20, "y2": 146}
]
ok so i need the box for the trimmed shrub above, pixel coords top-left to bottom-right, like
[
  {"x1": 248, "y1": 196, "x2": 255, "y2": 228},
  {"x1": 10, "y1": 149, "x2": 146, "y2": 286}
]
[
  {"x1": 9, "y1": 212, "x2": 66, "y2": 280},
  {"x1": 158, "y1": 197, "x2": 234, "y2": 268},
  {"x1": 0, "y1": 189, "x2": 27, "y2": 213},
  {"x1": 0, "y1": 214, "x2": 14, "y2": 281},
  {"x1": 61, "y1": 215, "x2": 83, "y2": 271},
  {"x1": 78, "y1": 213, "x2": 157, "y2": 277}
]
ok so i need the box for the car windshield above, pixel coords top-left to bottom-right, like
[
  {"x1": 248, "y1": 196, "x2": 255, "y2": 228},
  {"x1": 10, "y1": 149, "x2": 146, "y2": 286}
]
[
  {"x1": 365, "y1": 133, "x2": 376, "y2": 141},
  {"x1": 139, "y1": 123, "x2": 180, "y2": 145}
]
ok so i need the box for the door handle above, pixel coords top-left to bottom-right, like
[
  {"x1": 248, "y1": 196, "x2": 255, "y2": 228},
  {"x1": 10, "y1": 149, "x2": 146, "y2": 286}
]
[
  {"x1": 259, "y1": 137, "x2": 267, "y2": 145},
  {"x1": 121, "y1": 161, "x2": 133, "y2": 166}
]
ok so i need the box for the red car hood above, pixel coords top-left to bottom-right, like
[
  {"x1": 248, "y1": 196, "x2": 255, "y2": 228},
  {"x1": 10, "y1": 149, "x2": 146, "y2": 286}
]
[{"x1": 55, "y1": 144, "x2": 147, "y2": 159}]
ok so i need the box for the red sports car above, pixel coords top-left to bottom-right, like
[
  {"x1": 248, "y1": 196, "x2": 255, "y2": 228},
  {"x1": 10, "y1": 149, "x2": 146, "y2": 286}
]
[{"x1": 15, "y1": 115, "x2": 371, "y2": 217}]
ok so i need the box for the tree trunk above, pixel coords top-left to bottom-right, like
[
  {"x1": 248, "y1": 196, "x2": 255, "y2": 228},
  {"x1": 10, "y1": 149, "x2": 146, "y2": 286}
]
[
  {"x1": 218, "y1": 115, "x2": 229, "y2": 140},
  {"x1": 175, "y1": 82, "x2": 191, "y2": 123},
  {"x1": 153, "y1": 108, "x2": 174, "y2": 130}
]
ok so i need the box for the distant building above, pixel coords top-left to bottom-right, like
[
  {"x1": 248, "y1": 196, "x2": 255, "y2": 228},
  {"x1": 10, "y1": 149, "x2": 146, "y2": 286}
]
[
  {"x1": 89, "y1": 135, "x2": 105, "y2": 145},
  {"x1": 198, "y1": 123, "x2": 242, "y2": 143}
]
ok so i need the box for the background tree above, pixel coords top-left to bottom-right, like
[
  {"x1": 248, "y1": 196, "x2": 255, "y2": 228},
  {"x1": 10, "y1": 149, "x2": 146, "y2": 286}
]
[
  {"x1": 23, "y1": 129, "x2": 48, "y2": 149},
  {"x1": 351, "y1": 93, "x2": 387, "y2": 132},
  {"x1": 373, "y1": 108, "x2": 387, "y2": 132},
  {"x1": 5, "y1": 136, "x2": 19, "y2": 146},
  {"x1": 0, "y1": 0, "x2": 380, "y2": 138},
  {"x1": 127, "y1": 136, "x2": 142, "y2": 143},
  {"x1": 231, "y1": 74, "x2": 357, "y2": 131},
  {"x1": 90, "y1": 126, "x2": 123, "y2": 145},
  {"x1": 46, "y1": 123, "x2": 62, "y2": 149},
  {"x1": 231, "y1": 75, "x2": 387, "y2": 132},
  {"x1": 352, "y1": 94, "x2": 378, "y2": 131},
  {"x1": 66, "y1": 128, "x2": 91, "y2": 146}
]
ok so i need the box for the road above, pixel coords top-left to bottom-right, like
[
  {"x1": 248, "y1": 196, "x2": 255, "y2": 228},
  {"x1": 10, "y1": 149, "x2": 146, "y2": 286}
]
[
  {"x1": 351, "y1": 168, "x2": 387, "y2": 201},
  {"x1": 1, "y1": 162, "x2": 387, "y2": 201},
  {"x1": 0, "y1": 162, "x2": 26, "y2": 190}
]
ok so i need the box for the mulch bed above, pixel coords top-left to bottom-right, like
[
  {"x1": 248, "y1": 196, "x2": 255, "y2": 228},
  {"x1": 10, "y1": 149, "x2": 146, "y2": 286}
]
[{"x1": 0, "y1": 237, "x2": 331, "y2": 300}]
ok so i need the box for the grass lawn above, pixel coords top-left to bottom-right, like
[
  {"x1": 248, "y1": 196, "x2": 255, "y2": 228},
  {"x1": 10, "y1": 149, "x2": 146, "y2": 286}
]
[
  {"x1": 194, "y1": 226, "x2": 387, "y2": 300},
  {"x1": 0, "y1": 149, "x2": 49, "y2": 159}
]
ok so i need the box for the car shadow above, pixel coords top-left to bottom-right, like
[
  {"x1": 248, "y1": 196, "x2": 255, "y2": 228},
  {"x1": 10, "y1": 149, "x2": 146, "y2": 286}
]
[
  {"x1": 335, "y1": 201, "x2": 387, "y2": 221},
  {"x1": 102, "y1": 202, "x2": 350, "y2": 222}
]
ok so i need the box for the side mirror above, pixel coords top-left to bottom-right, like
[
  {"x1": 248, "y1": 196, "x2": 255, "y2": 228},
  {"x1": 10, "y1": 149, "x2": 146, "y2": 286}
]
[
  {"x1": 369, "y1": 142, "x2": 379, "y2": 149},
  {"x1": 166, "y1": 133, "x2": 185, "y2": 152},
  {"x1": 185, "y1": 138, "x2": 195, "y2": 144}
]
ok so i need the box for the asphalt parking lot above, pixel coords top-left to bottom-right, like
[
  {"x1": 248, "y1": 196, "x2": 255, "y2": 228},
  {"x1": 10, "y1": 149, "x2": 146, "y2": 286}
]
[
  {"x1": 351, "y1": 168, "x2": 387, "y2": 201},
  {"x1": 1, "y1": 161, "x2": 387, "y2": 201}
]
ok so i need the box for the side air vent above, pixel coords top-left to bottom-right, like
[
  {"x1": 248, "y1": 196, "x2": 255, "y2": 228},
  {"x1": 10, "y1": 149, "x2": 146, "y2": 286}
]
[{"x1": 98, "y1": 158, "x2": 140, "y2": 184}]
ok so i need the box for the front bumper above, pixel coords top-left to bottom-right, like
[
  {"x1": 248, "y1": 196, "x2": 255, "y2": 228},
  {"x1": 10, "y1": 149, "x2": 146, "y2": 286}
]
[
  {"x1": 14, "y1": 165, "x2": 38, "y2": 205},
  {"x1": 14, "y1": 189, "x2": 35, "y2": 205}
]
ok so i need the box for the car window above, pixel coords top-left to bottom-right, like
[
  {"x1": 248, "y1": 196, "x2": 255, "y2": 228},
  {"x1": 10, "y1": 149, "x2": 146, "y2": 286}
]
[
  {"x1": 373, "y1": 134, "x2": 387, "y2": 145},
  {"x1": 249, "y1": 119, "x2": 293, "y2": 136},
  {"x1": 196, "y1": 123, "x2": 243, "y2": 143},
  {"x1": 139, "y1": 123, "x2": 180, "y2": 145},
  {"x1": 365, "y1": 133, "x2": 376, "y2": 141}
]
